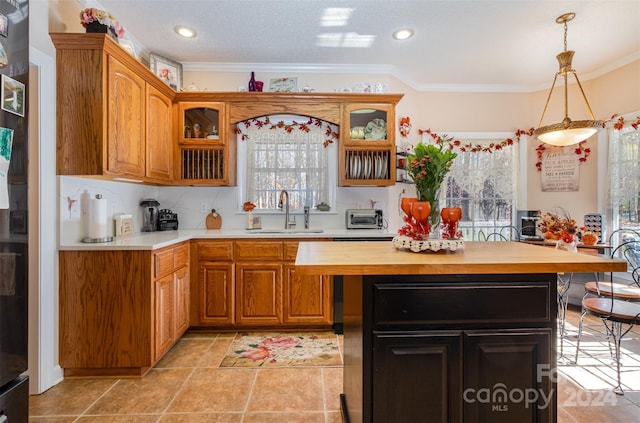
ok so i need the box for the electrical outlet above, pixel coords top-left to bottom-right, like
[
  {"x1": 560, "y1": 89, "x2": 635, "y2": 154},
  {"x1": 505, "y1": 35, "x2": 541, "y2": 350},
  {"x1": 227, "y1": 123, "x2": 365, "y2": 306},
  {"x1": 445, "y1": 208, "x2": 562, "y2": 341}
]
[{"x1": 200, "y1": 203, "x2": 208, "y2": 214}]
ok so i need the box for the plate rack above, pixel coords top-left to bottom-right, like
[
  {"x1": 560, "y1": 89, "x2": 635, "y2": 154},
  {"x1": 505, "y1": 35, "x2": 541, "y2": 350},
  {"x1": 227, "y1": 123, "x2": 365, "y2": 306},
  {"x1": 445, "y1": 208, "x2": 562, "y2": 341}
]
[{"x1": 344, "y1": 150, "x2": 390, "y2": 181}]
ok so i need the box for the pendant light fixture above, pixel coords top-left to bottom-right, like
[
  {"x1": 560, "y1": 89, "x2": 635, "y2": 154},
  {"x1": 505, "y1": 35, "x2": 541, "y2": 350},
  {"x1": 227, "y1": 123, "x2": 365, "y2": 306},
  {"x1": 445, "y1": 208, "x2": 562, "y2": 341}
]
[{"x1": 533, "y1": 12, "x2": 602, "y2": 146}]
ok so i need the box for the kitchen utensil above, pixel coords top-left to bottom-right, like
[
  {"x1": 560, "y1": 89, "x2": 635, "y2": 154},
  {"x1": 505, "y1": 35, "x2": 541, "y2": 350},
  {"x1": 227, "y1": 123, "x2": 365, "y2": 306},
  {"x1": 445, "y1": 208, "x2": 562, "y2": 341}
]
[
  {"x1": 206, "y1": 209, "x2": 222, "y2": 229},
  {"x1": 140, "y1": 198, "x2": 160, "y2": 232}
]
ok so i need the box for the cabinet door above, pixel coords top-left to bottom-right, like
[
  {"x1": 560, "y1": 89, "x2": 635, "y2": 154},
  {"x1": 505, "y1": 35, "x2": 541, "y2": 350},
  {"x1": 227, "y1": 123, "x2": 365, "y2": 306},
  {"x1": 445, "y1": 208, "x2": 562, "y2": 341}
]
[
  {"x1": 146, "y1": 84, "x2": 173, "y2": 181},
  {"x1": 197, "y1": 262, "x2": 235, "y2": 325},
  {"x1": 236, "y1": 262, "x2": 282, "y2": 325},
  {"x1": 373, "y1": 331, "x2": 463, "y2": 423},
  {"x1": 283, "y1": 264, "x2": 332, "y2": 324},
  {"x1": 154, "y1": 274, "x2": 174, "y2": 362},
  {"x1": 463, "y1": 330, "x2": 553, "y2": 423},
  {"x1": 107, "y1": 55, "x2": 146, "y2": 176},
  {"x1": 174, "y1": 265, "x2": 190, "y2": 336}
]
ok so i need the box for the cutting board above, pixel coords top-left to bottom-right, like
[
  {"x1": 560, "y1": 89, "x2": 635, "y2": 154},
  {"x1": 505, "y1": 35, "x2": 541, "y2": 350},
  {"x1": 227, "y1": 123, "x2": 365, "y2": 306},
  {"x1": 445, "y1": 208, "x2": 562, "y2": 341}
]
[{"x1": 205, "y1": 210, "x2": 222, "y2": 229}]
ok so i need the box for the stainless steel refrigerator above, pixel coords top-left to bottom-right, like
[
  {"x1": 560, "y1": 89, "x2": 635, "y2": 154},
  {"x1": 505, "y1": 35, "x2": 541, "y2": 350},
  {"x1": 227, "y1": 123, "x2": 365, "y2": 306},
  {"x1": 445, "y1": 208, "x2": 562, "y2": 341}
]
[{"x1": 0, "y1": 0, "x2": 29, "y2": 420}]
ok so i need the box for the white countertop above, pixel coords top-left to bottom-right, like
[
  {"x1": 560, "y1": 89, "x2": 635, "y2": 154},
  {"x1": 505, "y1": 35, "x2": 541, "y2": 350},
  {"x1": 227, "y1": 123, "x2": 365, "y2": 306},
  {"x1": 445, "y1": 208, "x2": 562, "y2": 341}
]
[{"x1": 59, "y1": 228, "x2": 395, "y2": 250}]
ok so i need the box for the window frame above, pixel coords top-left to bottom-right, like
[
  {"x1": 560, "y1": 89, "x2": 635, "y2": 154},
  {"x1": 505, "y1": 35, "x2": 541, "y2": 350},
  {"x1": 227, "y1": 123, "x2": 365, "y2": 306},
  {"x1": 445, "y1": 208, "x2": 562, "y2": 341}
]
[{"x1": 237, "y1": 114, "x2": 338, "y2": 213}]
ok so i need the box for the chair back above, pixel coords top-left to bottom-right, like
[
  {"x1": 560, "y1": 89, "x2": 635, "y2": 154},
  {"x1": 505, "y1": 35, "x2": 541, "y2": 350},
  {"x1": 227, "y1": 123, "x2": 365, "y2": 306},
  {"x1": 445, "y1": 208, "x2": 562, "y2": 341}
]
[
  {"x1": 478, "y1": 230, "x2": 509, "y2": 241},
  {"x1": 612, "y1": 239, "x2": 640, "y2": 273},
  {"x1": 499, "y1": 225, "x2": 521, "y2": 241}
]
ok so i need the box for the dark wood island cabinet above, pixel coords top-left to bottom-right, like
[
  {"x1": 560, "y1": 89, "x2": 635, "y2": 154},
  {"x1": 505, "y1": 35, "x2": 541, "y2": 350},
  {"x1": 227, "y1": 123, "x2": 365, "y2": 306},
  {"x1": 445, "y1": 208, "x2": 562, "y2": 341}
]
[{"x1": 295, "y1": 241, "x2": 626, "y2": 423}]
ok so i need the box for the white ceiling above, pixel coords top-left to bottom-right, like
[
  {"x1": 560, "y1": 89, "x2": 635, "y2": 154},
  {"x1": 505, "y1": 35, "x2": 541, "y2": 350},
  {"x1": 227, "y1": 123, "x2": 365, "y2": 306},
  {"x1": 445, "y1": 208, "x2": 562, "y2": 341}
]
[{"x1": 91, "y1": 0, "x2": 640, "y2": 92}]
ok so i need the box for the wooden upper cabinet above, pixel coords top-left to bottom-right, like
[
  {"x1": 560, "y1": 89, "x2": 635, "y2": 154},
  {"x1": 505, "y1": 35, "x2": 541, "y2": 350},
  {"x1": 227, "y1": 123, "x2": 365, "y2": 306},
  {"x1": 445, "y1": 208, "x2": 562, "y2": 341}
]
[
  {"x1": 175, "y1": 102, "x2": 233, "y2": 185},
  {"x1": 51, "y1": 33, "x2": 175, "y2": 183},
  {"x1": 107, "y1": 56, "x2": 146, "y2": 177},
  {"x1": 146, "y1": 84, "x2": 174, "y2": 182},
  {"x1": 339, "y1": 103, "x2": 397, "y2": 187}
]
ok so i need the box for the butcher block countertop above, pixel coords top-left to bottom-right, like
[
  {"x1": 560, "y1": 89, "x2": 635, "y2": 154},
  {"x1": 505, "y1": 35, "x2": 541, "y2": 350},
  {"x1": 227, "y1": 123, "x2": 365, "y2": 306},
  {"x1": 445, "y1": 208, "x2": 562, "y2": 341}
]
[{"x1": 295, "y1": 240, "x2": 627, "y2": 275}]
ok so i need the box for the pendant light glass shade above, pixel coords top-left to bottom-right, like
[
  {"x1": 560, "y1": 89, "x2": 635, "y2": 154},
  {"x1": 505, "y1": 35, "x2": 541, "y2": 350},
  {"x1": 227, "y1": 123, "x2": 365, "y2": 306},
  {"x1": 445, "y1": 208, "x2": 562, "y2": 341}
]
[{"x1": 534, "y1": 13, "x2": 602, "y2": 147}]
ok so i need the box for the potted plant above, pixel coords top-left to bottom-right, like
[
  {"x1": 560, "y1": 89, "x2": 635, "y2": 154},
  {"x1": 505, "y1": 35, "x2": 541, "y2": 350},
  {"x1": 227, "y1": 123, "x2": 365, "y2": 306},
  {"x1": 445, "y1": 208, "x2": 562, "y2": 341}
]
[{"x1": 80, "y1": 8, "x2": 125, "y2": 39}]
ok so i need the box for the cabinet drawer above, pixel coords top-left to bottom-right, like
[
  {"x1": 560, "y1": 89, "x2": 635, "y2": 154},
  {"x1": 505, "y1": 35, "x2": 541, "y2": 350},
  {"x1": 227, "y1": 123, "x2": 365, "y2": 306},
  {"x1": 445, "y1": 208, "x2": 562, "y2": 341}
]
[
  {"x1": 199, "y1": 241, "x2": 234, "y2": 261},
  {"x1": 235, "y1": 241, "x2": 283, "y2": 261},
  {"x1": 174, "y1": 243, "x2": 189, "y2": 268},
  {"x1": 154, "y1": 249, "x2": 175, "y2": 278},
  {"x1": 374, "y1": 282, "x2": 550, "y2": 326}
]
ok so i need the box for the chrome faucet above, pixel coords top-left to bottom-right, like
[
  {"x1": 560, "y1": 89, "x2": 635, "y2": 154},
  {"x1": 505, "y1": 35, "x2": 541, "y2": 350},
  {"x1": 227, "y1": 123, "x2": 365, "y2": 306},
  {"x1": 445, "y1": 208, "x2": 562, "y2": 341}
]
[
  {"x1": 304, "y1": 206, "x2": 310, "y2": 229},
  {"x1": 278, "y1": 190, "x2": 296, "y2": 229}
]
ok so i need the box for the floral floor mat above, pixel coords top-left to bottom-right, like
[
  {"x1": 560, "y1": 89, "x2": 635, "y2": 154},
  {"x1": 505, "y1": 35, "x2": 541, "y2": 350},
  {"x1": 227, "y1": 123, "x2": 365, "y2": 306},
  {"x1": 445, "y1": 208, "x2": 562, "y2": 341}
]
[{"x1": 219, "y1": 331, "x2": 343, "y2": 368}]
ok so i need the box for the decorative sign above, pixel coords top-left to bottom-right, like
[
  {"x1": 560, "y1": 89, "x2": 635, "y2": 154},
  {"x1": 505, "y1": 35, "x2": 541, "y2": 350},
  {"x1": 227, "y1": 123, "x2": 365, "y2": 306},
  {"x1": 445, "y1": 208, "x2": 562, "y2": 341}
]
[{"x1": 540, "y1": 147, "x2": 580, "y2": 192}]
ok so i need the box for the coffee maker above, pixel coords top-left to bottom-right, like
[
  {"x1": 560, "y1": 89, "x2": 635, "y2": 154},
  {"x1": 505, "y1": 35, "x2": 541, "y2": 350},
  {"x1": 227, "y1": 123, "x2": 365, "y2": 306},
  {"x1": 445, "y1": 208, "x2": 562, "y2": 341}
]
[{"x1": 140, "y1": 198, "x2": 160, "y2": 232}]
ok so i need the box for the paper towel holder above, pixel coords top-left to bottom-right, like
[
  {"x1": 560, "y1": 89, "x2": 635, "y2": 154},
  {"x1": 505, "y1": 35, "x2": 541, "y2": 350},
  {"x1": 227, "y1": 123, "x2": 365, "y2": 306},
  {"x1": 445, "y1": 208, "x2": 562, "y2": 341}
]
[{"x1": 82, "y1": 194, "x2": 114, "y2": 243}]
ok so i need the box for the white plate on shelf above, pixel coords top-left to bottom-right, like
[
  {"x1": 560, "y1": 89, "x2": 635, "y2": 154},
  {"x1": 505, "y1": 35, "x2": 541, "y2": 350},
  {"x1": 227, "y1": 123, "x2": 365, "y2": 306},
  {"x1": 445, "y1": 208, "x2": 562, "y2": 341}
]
[
  {"x1": 363, "y1": 156, "x2": 370, "y2": 178},
  {"x1": 350, "y1": 156, "x2": 356, "y2": 178}
]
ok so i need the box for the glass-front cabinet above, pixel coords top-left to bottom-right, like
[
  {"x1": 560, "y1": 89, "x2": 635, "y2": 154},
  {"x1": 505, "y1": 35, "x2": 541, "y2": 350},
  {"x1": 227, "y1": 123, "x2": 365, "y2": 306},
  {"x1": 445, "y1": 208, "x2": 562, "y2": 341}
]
[
  {"x1": 177, "y1": 102, "x2": 233, "y2": 185},
  {"x1": 340, "y1": 104, "x2": 396, "y2": 186}
]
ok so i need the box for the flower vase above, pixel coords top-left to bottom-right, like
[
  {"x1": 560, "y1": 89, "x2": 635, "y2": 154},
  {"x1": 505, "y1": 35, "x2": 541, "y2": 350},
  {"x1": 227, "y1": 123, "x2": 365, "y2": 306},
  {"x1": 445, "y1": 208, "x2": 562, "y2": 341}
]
[
  {"x1": 85, "y1": 21, "x2": 117, "y2": 39},
  {"x1": 246, "y1": 212, "x2": 254, "y2": 229},
  {"x1": 556, "y1": 239, "x2": 578, "y2": 253},
  {"x1": 418, "y1": 186, "x2": 441, "y2": 238}
]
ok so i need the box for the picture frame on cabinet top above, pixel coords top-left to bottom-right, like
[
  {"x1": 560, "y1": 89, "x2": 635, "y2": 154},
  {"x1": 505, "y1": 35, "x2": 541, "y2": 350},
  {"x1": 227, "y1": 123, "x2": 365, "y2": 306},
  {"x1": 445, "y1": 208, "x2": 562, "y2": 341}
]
[{"x1": 149, "y1": 53, "x2": 182, "y2": 91}]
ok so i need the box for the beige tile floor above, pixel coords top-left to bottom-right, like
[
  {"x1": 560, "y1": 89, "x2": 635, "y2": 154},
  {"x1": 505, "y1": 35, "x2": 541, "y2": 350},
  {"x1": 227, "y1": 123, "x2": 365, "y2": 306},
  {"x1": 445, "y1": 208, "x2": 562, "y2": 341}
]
[{"x1": 30, "y1": 306, "x2": 640, "y2": 423}]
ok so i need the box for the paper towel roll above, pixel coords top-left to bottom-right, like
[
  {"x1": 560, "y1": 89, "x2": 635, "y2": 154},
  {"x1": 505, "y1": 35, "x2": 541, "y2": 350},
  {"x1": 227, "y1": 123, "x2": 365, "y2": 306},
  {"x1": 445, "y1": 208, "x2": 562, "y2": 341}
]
[{"x1": 88, "y1": 194, "x2": 108, "y2": 239}]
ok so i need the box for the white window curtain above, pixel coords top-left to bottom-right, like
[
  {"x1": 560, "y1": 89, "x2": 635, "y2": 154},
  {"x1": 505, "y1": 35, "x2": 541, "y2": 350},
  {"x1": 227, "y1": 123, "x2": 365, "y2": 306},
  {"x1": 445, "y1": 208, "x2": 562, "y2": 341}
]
[
  {"x1": 608, "y1": 125, "x2": 640, "y2": 230},
  {"x1": 245, "y1": 120, "x2": 331, "y2": 210},
  {"x1": 438, "y1": 136, "x2": 518, "y2": 240}
]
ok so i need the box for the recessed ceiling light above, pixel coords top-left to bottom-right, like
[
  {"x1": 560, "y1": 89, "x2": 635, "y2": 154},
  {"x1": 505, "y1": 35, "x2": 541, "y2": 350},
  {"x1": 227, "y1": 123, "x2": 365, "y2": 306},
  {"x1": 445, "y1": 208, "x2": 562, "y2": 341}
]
[
  {"x1": 174, "y1": 25, "x2": 197, "y2": 38},
  {"x1": 392, "y1": 28, "x2": 414, "y2": 40}
]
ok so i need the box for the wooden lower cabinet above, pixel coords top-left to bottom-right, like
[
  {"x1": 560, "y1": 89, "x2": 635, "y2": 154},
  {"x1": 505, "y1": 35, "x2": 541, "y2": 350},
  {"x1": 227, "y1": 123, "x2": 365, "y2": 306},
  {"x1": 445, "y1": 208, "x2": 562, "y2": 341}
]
[
  {"x1": 191, "y1": 239, "x2": 333, "y2": 328},
  {"x1": 154, "y1": 274, "x2": 175, "y2": 361},
  {"x1": 197, "y1": 262, "x2": 235, "y2": 325},
  {"x1": 59, "y1": 242, "x2": 189, "y2": 377},
  {"x1": 284, "y1": 264, "x2": 332, "y2": 324},
  {"x1": 236, "y1": 262, "x2": 283, "y2": 325}
]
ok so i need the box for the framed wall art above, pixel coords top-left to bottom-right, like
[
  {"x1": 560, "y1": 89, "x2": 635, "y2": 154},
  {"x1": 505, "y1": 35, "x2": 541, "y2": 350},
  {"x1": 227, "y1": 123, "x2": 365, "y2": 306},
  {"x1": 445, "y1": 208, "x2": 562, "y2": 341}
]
[
  {"x1": 0, "y1": 13, "x2": 8, "y2": 37},
  {"x1": 1, "y1": 74, "x2": 25, "y2": 117},
  {"x1": 268, "y1": 77, "x2": 298, "y2": 92},
  {"x1": 149, "y1": 53, "x2": 182, "y2": 91}
]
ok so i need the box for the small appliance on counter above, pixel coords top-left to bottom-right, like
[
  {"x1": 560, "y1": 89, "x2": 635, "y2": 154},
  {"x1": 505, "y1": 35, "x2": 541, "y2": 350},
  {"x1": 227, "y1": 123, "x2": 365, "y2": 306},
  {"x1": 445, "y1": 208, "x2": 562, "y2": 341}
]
[
  {"x1": 140, "y1": 198, "x2": 160, "y2": 232},
  {"x1": 158, "y1": 209, "x2": 179, "y2": 231},
  {"x1": 583, "y1": 213, "x2": 605, "y2": 243},
  {"x1": 517, "y1": 209, "x2": 542, "y2": 240},
  {"x1": 346, "y1": 209, "x2": 384, "y2": 229},
  {"x1": 113, "y1": 214, "x2": 134, "y2": 236}
]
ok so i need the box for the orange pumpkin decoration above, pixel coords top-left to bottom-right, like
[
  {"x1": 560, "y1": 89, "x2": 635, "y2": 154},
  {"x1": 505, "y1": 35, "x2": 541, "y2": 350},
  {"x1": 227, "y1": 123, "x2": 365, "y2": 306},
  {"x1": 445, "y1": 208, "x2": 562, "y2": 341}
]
[{"x1": 582, "y1": 232, "x2": 598, "y2": 245}]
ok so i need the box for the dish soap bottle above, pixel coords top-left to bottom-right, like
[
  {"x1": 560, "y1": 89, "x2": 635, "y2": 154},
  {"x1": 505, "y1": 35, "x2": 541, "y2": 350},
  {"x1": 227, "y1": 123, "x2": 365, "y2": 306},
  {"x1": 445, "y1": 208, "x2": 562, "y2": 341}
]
[{"x1": 248, "y1": 72, "x2": 257, "y2": 92}]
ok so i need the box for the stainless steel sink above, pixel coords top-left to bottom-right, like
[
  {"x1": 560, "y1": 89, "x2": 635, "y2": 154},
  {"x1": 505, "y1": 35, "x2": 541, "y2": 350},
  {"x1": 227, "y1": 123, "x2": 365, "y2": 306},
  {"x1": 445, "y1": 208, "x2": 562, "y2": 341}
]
[{"x1": 247, "y1": 228, "x2": 324, "y2": 234}]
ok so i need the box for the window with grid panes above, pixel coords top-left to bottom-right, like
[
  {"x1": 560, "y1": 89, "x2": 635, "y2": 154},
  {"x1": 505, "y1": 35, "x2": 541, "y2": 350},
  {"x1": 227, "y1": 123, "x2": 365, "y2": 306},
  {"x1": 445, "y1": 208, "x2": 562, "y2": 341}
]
[
  {"x1": 242, "y1": 116, "x2": 336, "y2": 211},
  {"x1": 423, "y1": 133, "x2": 519, "y2": 240}
]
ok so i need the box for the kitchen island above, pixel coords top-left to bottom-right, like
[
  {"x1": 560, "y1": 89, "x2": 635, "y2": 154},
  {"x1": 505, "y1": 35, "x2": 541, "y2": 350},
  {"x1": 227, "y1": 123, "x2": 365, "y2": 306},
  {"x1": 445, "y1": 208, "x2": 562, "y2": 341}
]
[{"x1": 295, "y1": 241, "x2": 626, "y2": 423}]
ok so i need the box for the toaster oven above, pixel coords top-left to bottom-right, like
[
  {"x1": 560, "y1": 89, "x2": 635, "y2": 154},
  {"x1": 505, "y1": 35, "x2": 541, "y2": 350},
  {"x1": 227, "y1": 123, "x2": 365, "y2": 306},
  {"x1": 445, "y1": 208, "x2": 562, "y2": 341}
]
[{"x1": 346, "y1": 209, "x2": 383, "y2": 229}]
